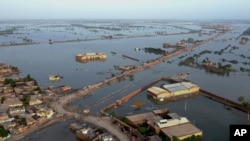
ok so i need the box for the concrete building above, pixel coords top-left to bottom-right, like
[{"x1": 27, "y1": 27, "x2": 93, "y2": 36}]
[
  {"x1": 147, "y1": 87, "x2": 172, "y2": 101},
  {"x1": 161, "y1": 82, "x2": 199, "y2": 96},
  {"x1": 147, "y1": 82, "x2": 199, "y2": 101},
  {"x1": 161, "y1": 123, "x2": 203, "y2": 141},
  {"x1": 29, "y1": 99, "x2": 43, "y2": 106},
  {"x1": 0, "y1": 113, "x2": 8, "y2": 121},
  {"x1": 60, "y1": 85, "x2": 72, "y2": 92},
  {"x1": 126, "y1": 112, "x2": 157, "y2": 127},
  {"x1": 125, "y1": 109, "x2": 202, "y2": 141},
  {"x1": 156, "y1": 117, "x2": 189, "y2": 128},
  {"x1": 8, "y1": 103, "x2": 25, "y2": 116},
  {"x1": 76, "y1": 53, "x2": 107, "y2": 62}
]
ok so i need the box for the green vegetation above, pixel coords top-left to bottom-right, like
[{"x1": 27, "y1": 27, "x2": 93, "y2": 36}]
[
  {"x1": 222, "y1": 59, "x2": 238, "y2": 64},
  {"x1": 4, "y1": 78, "x2": 16, "y2": 87},
  {"x1": 129, "y1": 75, "x2": 134, "y2": 81},
  {"x1": 23, "y1": 74, "x2": 38, "y2": 85},
  {"x1": 21, "y1": 117, "x2": 27, "y2": 125},
  {"x1": 138, "y1": 126, "x2": 147, "y2": 134},
  {"x1": 1, "y1": 97, "x2": 5, "y2": 103},
  {"x1": 240, "y1": 67, "x2": 250, "y2": 73},
  {"x1": 190, "y1": 50, "x2": 213, "y2": 60},
  {"x1": 214, "y1": 45, "x2": 231, "y2": 55},
  {"x1": 11, "y1": 66, "x2": 19, "y2": 72},
  {"x1": 111, "y1": 73, "x2": 116, "y2": 77},
  {"x1": 144, "y1": 47, "x2": 166, "y2": 55},
  {"x1": 3, "y1": 74, "x2": 38, "y2": 88},
  {"x1": 178, "y1": 57, "x2": 196, "y2": 67},
  {"x1": 243, "y1": 27, "x2": 250, "y2": 35},
  {"x1": 22, "y1": 94, "x2": 30, "y2": 107},
  {"x1": 121, "y1": 117, "x2": 132, "y2": 125},
  {"x1": 0, "y1": 128, "x2": 9, "y2": 138},
  {"x1": 14, "y1": 115, "x2": 20, "y2": 120},
  {"x1": 238, "y1": 96, "x2": 250, "y2": 108},
  {"x1": 238, "y1": 96, "x2": 245, "y2": 103},
  {"x1": 197, "y1": 50, "x2": 212, "y2": 57},
  {"x1": 95, "y1": 128, "x2": 104, "y2": 134},
  {"x1": 111, "y1": 111, "x2": 116, "y2": 117},
  {"x1": 179, "y1": 56, "x2": 234, "y2": 76},
  {"x1": 33, "y1": 86, "x2": 42, "y2": 93}
]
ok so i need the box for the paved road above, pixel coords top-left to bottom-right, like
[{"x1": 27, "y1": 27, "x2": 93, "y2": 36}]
[
  {"x1": 84, "y1": 116, "x2": 130, "y2": 141},
  {"x1": 50, "y1": 94, "x2": 130, "y2": 141}
]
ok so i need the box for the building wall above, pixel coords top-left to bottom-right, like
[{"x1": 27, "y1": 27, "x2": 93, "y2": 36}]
[
  {"x1": 156, "y1": 92, "x2": 172, "y2": 100},
  {"x1": 172, "y1": 89, "x2": 190, "y2": 96},
  {"x1": 177, "y1": 131, "x2": 203, "y2": 140},
  {"x1": 76, "y1": 53, "x2": 107, "y2": 61}
]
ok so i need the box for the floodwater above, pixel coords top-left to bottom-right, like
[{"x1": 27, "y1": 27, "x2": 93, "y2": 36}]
[{"x1": 1, "y1": 20, "x2": 250, "y2": 141}]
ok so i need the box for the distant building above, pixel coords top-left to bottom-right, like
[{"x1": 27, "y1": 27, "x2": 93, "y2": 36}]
[
  {"x1": 147, "y1": 82, "x2": 200, "y2": 101},
  {"x1": 60, "y1": 86, "x2": 72, "y2": 92},
  {"x1": 0, "y1": 112, "x2": 9, "y2": 121},
  {"x1": 49, "y1": 75, "x2": 60, "y2": 81},
  {"x1": 76, "y1": 53, "x2": 107, "y2": 63},
  {"x1": 125, "y1": 109, "x2": 202, "y2": 141},
  {"x1": 160, "y1": 123, "x2": 202, "y2": 140},
  {"x1": 8, "y1": 103, "x2": 25, "y2": 116},
  {"x1": 161, "y1": 82, "x2": 199, "y2": 96},
  {"x1": 147, "y1": 87, "x2": 172, "y2": 101},
  {"x1": 29, "y1": 99, "x2": 43, "y2": 106}
]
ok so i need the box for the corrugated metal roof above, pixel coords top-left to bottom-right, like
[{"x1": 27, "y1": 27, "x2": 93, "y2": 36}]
[
  {"x1": 162, "y1": 82, "x2": 198, "y2": 92},
  {"x1": 162, "y1": 83, "x2": 186, "y2": 92},
  {"x1": 148, "y1": 87, "x2": 168, "y2": 94},
  {"x1": 181, "y1": 82, "x2": 197, "y2": 88}
]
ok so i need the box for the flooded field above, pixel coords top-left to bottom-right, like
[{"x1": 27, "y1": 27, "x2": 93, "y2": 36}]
[{"x1": 1, "y1": 20, "x2": 250, "y2": 141}]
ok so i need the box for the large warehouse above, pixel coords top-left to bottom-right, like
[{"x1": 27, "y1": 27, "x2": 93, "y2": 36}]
[
  {"x1": 147, "y1": 87, "x2": 172, "y2": 101},
  {"x1": 147, "y1": 82, "x2": 199, "y2": 101},
  {"x1": 162, "y1": 82, "x2": 199, "y2": 96}
]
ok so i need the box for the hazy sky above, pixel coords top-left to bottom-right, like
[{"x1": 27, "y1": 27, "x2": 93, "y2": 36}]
[{"x1": 0, "y1": 0, "x2": 249, "y2": 20}]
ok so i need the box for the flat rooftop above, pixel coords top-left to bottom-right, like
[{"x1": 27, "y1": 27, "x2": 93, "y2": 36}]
[
  {"x1": 152, "y1": 108, "x2": 169, "y2": 115},
  {"x1": 161, "y1": 122, "x2": 202, "y2": 138},
  {"x1": 147, "y1": 87, "x2": 168, "y2": 95},
  {"x1": 162, "y1": 82, "x2": 199, "y2": 92},
  {"x1": 126, "y1": 112, "x2": 155, "y2": 123}
]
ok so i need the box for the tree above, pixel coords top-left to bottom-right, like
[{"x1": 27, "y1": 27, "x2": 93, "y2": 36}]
[
  {"x1": 238, "y1": 96, "x2": 245, "y2": 103},
  {"x1": 138, "y1": 126, "x2": 147, "y2": 134},
  {"x1": 22, "y1": 94, "x2": 30, "y2": 107},
  {"x1": 21, "y1": 117, "x2": 27, "y2": 125},
  {"x1": 173, "y1": 136, "x2": 181, "y2": 141},
  {"x1": 14, "y1": 115, "x2": 20, "y2": 119},
  {"x1": 129, "y1": 75, "x2": 134, "y2": 81},
  {"x1": 111, "y1": 73, "x2": 115, "y2": 77},
  {"x1": 4, "y1": 78, "x2": 16, "y2": 87},
  {"x1": 0, "y1": 128, "x2": 9, "y2": 138},
  {"x1": 111, "y1": 111, "x2": 116, "y2": 117},
  {"x1": 1, "y1": 97, "x2": 5, "y2": 104}
]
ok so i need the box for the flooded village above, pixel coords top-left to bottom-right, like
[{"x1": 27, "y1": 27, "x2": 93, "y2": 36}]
[{"x1": 0, "y1": 20, "x2": 250, "y2": 141}]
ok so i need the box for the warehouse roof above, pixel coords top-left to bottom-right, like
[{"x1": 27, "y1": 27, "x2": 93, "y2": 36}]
[
  {"x1": 126, "y1": 112, "x2": 155, "y2": 123},
  {"x1": 162, "y1": 82, "x2": 198, "y2": 92},
  {"x1": 161, "y1": 123, "x2": 202, "y2": 138},
  {"x1": 147, "y1": 87, "x2": 170, "y2": 95}
]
